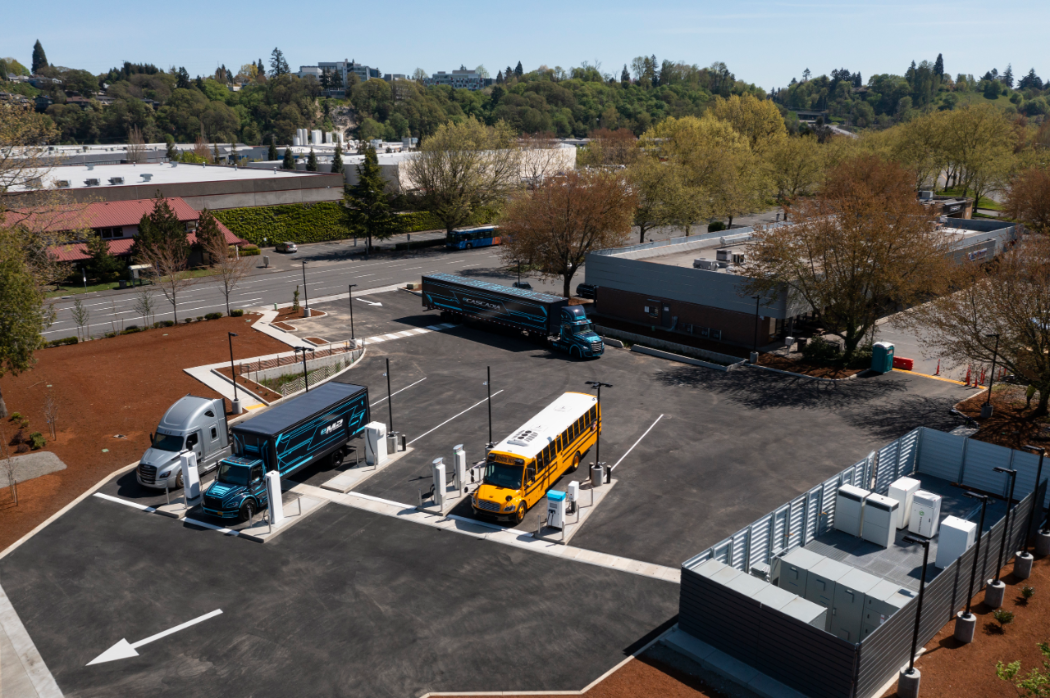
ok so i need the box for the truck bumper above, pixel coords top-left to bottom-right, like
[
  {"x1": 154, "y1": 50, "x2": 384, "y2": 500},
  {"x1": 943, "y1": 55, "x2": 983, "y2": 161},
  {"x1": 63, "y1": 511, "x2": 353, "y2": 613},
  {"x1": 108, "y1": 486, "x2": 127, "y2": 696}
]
[
  {"x1": 202, "y1": 506, "x2": 241, "y2": 520},
  {"x1": 136, "y1": 465, "x2": 176, "y2": 490}
]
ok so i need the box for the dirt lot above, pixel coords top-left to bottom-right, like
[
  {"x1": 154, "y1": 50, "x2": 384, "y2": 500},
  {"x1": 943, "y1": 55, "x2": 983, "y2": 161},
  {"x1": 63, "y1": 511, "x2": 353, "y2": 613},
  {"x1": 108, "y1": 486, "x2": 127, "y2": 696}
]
[
  {"x1": 0, "y1": 316, "x2": 288, "y2": 552},
  {"x1": 758, "y1": 352, "x2": 865, "y2": 379},
  {"x1": 958, "y1": 385, "x2": 1050, "y2": 450},
  {"x1": 883, "y1": 555, "x2": 1050, "y2": 697}
]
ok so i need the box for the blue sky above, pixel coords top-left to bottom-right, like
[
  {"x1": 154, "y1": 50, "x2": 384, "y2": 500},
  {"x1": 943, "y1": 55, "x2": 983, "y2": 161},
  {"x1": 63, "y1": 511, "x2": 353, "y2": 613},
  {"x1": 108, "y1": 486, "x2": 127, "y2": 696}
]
[{"x1": 5, "y1": 0, "x2": 1048, "y2": 90}]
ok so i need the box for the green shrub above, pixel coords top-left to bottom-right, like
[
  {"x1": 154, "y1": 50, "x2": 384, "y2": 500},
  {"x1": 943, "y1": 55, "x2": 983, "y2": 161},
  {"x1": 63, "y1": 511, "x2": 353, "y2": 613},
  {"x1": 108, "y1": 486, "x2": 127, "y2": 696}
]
[
  {"x1": 993, "y1": 609, "x2": 1015, "y2": 633},
  {"x1": 1021, "y1": 585, "x2": 1035, "y2": 604},
  {"x1": 7, "y1": 412, "x2": 22, "y2": 422},
  {"x1": 196, "y1": 316, "x2": 204, "y2": 321},
  {"x1": 29, "y1": 432, "x2": 46, "y2": 450},
  {"x1": 801, "y1": 337, "x2": 842, "y2": 363},
  {"x1": 103, "y1": 331, "x2": 118, "y2": 338},
  {"x1": 120, "y1": 326, "x2": 142, "y2": 335},
  {"x1": 848, "y1": 343, "x2": 874, "y2": 369},
  {"x1": 239, "y1": 245, "x2": 261, "y2": 256},
  {"x1": 161, "y1": 320, "x2": 175, "y2": 327},
  {"x1": 183, "y1": 318, "x2": 193, "y2": 324},
  {"x1": 45, "y1": 336, "x2": 78, "y2": 347},
  {"x1": 230, "y1": 309, "x2": 245, "y2": 317},
  {"x1": 708, "y1": 221, "x2": 727, "y2": 233},
  {"x1": 205, "y1": 312, "x2": 223, "y2": 320}
]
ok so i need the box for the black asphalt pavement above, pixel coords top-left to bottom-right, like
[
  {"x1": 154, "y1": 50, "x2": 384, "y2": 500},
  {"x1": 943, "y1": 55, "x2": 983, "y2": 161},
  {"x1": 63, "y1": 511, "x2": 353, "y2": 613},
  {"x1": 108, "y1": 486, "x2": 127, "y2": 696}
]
[{"x1": 0, "y1": 496, "x2": 677, "y2": 697}]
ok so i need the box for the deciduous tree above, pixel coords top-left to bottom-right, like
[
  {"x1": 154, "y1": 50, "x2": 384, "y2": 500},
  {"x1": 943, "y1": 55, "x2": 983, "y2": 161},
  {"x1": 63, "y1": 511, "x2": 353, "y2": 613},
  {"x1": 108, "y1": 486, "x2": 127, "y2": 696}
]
[
  {"x1": 1006, "y1": 167, "x2": 1050, "y2": 235},
  {"x1": 745, "y1": 155, "x2": 951, "y2": 363},
  {"x1": 499, "y1": 170, "x2": 636, "y2": 298},
  {"x1": 764, "y1": 135, "x2": 823, "y2": 205},
  {"x1": 709, "y1": 94, "x2": 787, "y2": 152},
  {"x1": 133, "y1": 196, "x2": 194, "y2": 322},
  {"x1": 198, "y1": 209, "x2": 250, "y2": 315}
]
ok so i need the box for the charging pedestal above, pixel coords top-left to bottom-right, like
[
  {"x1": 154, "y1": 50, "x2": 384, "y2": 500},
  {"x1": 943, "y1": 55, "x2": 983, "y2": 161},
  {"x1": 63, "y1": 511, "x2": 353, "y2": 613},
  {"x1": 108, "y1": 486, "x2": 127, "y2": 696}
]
[
  {"x1": 179, "y1": 451, "x2": 201, "y2": 506},
  {"x1": 432, "y1": 458, "x2": 446, "y2": 508},
  {"x1": 265, "y1": 471, "x2": 284, "y2": 526},
  {"x1": 567, "y1": 481, "x2": 579, "y2": 515},
  {"x1": 546, "y1": 491, "x2": 566, "y2": 530},
  {"x1": 364, "y1": 421, "x2": 387, "y2": 465},
  {"x1": 453, "y1": 445, "x2": 467, "y2": 492}
]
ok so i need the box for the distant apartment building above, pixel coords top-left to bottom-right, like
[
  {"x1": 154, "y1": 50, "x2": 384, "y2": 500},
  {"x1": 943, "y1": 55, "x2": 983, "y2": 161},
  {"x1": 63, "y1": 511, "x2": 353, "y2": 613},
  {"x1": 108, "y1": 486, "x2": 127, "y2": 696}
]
[
  {"x1": 423, "y1": 69, "x2": 493, "y2": 91},
  {"x1": 297, "y1": 59, "x2": 380, "y2": 93}
]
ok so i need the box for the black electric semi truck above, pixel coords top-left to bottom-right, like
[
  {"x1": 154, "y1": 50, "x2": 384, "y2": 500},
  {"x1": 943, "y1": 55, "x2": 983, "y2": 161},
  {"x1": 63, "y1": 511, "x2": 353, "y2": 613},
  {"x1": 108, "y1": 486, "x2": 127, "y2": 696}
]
[
  {"x1": 202, "y1": 382, "x2": 369, "y2": 521},
  {"x1": 421, "y1": 273, "x2": 604, "y2": 358}
]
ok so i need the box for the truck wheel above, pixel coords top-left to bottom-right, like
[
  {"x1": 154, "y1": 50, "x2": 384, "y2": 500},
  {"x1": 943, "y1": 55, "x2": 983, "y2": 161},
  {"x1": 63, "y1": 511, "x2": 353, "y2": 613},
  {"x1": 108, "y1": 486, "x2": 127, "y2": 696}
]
[
  {"x1": 175, "y1": 470, "x2": 184, "y2": 489},
  {"x1": 514, "y1": 502, "x2": 526, "y2": 524},
  {"x1": 570, "y1": 346, "x2": 580, "y2": 359},
  {"x1": 240, "y1": 500, "x2": 256, "y2": 523},
  {"x1": 570, "y1": 453, "x2": 580, "y2": 473}
]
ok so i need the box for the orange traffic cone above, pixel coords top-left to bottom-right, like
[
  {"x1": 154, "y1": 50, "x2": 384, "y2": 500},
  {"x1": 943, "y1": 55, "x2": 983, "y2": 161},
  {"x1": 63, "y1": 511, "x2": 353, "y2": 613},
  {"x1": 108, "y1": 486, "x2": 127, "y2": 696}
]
[
  {"x1": 935, "y1": 360, "x2": 941, "y2": 376},
  {"x1": 965, "y1": 365, "x2": 972, "y2": 386}
]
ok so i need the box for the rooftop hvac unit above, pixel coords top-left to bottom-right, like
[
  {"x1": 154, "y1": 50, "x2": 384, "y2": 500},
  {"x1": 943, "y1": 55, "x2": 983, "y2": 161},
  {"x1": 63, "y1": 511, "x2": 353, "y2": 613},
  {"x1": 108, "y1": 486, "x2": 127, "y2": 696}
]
[
  {"x1": 140, "y1": 173, "x2": 153, "y2": 182},
  {"x1": 55, "y1": 180, "x2": 70, "y2": 188},
  {"x1": 693, "y1": 259, "x2": 717, "y2": 270},
  {"x1": 108, "y1": 177, "x2": 124, "y2": 185},
  {"x1": 715, "y1": 248, "x2": 733, "y2": 262},
  {"x1": 84, "y1": 178, "x2": 99, "y2": 187},
  {"x1": 732, "y1": 253, "x2": 746, "y2": 265},
  {"x1": 908, "y1": 490, "x2": 942, "y2": 538},
  {"x1": 834, "y1": 484, "x2": 871, "y2": 537},
  {"x1": 919, "y1": 190, "x2": 934, "y2": 200}
]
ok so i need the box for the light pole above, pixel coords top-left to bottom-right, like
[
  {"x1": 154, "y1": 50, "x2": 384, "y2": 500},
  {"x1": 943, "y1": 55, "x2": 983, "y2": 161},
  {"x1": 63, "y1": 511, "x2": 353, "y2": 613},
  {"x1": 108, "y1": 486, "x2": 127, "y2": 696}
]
[
  {"x1": 954, "y1": 492, "x2": 988, "y2": 644},
  {"x1": 348, "y1": 283, "x2": 357, "y2": 344},
  {"x1": 899, "y1": 535, "x2": 931, "y2": 698},
  {"x1": 295, "y1": 346, "x2": 314, "y2": 392},
  {"x1": 301, "y1": 260, "x2": 310, "y2": 318},
  {"x1": 486, "y1": 366, "x2": 493, "y2": 449},
  {"x1": 385, "y1": 358, "x2": 394, "y2": 434},
  {"x1": 1022, "y1": 445, "x2": 1046, "y2": 557},
  {"x1": 751, "y1": 295, "x2": 762, "y2": 362},
  {"x1": 993, "y1": 466, "x2": 1018, "y2": 583},
  {"x1": 585, "y1": 380, "x2": 612, "y2": 483},
  {"x1": 227, "y1": 332, "x2": 240, "y2": 414},
  {"x1": 982, "y1": 333, "x2": 1000, "y2": 418}
]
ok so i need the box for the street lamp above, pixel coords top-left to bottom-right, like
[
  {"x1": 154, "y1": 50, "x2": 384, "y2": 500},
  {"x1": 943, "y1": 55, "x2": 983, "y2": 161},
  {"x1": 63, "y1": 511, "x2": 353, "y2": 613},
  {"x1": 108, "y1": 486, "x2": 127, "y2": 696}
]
[
  {"x1": 301, "y1": 260, "x2": 311, "y2": 318},
  {"x1": 348, "y1": 283, "x2": 357, "y2": 344},
  {"x1": 385, "y1": 358, "x2": 394, "y2": 434},
  {"x1": 485, "y1": 366, "x2": 493, "y2": 449},
  {"x1": 751, "y1": 295, "x2": 762, "y2": 362},
  {"x1": 993, "y1": 466, "x2": 1018, "y2": 584},
  {"x1": 295, "y1": 346, "x2": 314, "y2": 392},
  {"x1": 227, "y1": 332, "x2": 240, "y2": 414},
  {"x1": 982, "y1": 333, "x2": 1000, "y2": 418},
  {"x1": 584, "y1": 380, "x2": 612, "y2": 483},
  {"x1": 899, "y1": 535, "x2": 931, "y2": 698},
  {"x1": 954, "y1": 492, "x2": 988, "y2": 644},
  {"x1": 1022, "y1": 445, "x2": 1046, "y2": 558}
]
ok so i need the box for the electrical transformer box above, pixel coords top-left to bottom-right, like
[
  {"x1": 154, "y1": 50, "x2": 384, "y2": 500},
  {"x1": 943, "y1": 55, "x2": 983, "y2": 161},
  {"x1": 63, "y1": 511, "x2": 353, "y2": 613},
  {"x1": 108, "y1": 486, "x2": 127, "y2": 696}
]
[
  {"x1": 772, "y1": 547, "x2": 825, "y2": 596},
  {"x1": 862, "y1": 581, "x2": 915, "y2": 639},
  {"x1": 908, "y1": 490, "x2": 942, "y2": 538},
  {"x1": 862, "y1": 494, "x2": 900, "y2": 548},
  {"x1": 888, "y1": 477, "x2": 921, "y2": 529},
  {"x1": 834, "y1": 484, "x2": 871, "y2": 537},
  {"x1": 805, "y1": 557, "x2": 853, "y2": 629},
  {"x1": 935, "y1": 515, "x2": 977, "y2": 569},
  {"x1": 831, "y1": 568, "x2": 882, "y2": 642}
]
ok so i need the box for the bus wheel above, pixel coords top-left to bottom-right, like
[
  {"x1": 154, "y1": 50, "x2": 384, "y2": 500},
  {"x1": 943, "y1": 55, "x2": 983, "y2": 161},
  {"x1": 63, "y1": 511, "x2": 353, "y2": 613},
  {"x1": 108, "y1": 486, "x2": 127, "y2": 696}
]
[
  {"x1": 466, "y1": 242, "x2": 473, "y2": 250},
  {"x1": 570, "y1": 454, "x2": 580, "y2": 473},
  {"x1": 240, "y1": 500, "x2": 256, "y2": 523},
  {"x1": 515, "y1": 502, "x2": 526, "y2": 524}
]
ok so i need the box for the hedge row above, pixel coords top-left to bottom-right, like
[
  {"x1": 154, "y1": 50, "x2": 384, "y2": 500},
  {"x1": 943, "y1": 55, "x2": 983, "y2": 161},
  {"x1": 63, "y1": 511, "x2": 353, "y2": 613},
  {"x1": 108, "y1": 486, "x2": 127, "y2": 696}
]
[{"x1": 214, "y1": 203, "x2": 499, "y2": 245}]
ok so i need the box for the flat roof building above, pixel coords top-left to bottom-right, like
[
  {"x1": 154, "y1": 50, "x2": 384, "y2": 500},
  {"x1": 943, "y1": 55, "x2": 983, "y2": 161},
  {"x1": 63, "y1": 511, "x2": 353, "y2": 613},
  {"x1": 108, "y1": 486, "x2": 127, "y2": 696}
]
[{"x1": 423, "y1": 69, "x2": 493, "y2": 91}]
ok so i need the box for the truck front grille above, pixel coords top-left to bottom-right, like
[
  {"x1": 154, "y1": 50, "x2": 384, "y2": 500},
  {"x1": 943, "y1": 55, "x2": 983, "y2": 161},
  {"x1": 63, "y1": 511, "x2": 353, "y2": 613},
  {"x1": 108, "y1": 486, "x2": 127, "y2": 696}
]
[
  {"x1": 138, "y1": 464, "x2": 157, "y2": 484},
  {"x1": 203, "y1": 495, "x2": 223, "y2": 511},
  {"x1": 476, "y1": 499, "x2": 501, "y2": 512}
]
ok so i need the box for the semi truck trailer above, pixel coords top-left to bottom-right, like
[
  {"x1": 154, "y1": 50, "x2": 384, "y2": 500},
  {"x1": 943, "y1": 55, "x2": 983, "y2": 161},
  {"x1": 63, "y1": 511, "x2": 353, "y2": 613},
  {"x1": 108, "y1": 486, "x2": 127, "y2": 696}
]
[
  {"x1": 202, "y1": 382, "x2": 370, "y2": 521},
  {"x1": 138, "y1": 395, "x2": 231, "y2": 490},
  {"x1": 421, "y1": 273, "x2": 604, "y2": 358}
]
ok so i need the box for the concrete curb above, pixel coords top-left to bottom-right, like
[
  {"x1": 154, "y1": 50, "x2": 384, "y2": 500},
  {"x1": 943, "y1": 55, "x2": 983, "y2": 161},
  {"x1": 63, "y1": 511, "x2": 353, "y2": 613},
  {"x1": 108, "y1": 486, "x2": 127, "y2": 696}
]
[
  {"x1": 742, "y1": 362, "x2": 863, "y2": 383},
  {"x1": 630, "y1": 345, "x2": 729, "y2": 372}
]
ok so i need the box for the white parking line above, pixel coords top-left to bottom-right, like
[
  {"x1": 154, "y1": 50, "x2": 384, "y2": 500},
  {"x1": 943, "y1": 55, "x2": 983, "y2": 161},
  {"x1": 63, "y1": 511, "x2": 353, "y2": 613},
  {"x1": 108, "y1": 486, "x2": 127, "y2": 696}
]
[
  {"x1": 94, "y1": 492, "x2": 157, "y2": 512},
  {"x1": 610, "y1": 415, "x2": 664, "y2": 471},
  {"x1": 371, "y1": 377, "x2": 427, "y2": 406},
  {"x1": 408, "y1": 390, "x2": 504, "y2": 446}
]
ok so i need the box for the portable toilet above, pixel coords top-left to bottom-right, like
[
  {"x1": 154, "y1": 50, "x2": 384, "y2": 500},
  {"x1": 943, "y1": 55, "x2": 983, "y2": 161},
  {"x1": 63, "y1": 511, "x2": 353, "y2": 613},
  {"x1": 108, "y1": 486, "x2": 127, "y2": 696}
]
[{"x1": 872, "y1": 342, "x2": 895, "y2": 374}]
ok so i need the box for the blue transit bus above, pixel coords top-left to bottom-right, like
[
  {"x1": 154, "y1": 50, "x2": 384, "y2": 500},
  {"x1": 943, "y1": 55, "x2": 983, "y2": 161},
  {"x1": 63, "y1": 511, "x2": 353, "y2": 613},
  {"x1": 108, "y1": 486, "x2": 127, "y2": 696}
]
[{"x1": 445, "y1": 226, "x2": 500, "y2": 251}]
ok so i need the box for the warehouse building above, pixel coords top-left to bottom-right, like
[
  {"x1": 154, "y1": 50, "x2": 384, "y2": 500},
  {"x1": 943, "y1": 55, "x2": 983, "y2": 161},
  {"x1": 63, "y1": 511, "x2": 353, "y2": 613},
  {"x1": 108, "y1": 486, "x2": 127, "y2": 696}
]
[{"x1": 585, "y1": 218, "x2": 1020, "y2": 350}]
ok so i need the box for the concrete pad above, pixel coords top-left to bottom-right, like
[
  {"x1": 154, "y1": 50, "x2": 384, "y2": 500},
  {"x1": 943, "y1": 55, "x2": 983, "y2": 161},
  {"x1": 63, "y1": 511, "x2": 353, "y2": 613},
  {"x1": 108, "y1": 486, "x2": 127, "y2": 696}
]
[
  {"x1": 534, "y1": 479, "x2": 617, "y2": 545},
  {"x1": 155, "y1": 494, "x2": 199, "y2": 519},
  {"x1": 0, "y1": 451, "x2": 66, "y2": 488},
  {"x1": 0, "y1": 583, "x2": 62, "y2": 698},
  {"x1": 662, "y1": 627, "x2": 718, "y2": 662},
  {"x1": 416, "y1": 479, "x2": 474, "y2": 516},
  {"x1": 236, "y1": 491, "x2": 327, "y2": 543},
  {"x1": 664, "y1": 627, "x2": 807, "y2": 698},
  {"x1": 320, "y1": 446, "x2": 415, "y2": 493},
  {"x1": 702, "y1": 648, "x2": 760, "y2": 686}
]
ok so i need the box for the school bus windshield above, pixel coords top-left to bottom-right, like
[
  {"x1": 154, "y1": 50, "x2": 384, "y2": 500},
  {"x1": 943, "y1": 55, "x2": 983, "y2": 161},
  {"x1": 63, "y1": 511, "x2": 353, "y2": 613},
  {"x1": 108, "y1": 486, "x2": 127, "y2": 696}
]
[{"x1": 484, "y1": 462, "x2": 523, "y2": 490}]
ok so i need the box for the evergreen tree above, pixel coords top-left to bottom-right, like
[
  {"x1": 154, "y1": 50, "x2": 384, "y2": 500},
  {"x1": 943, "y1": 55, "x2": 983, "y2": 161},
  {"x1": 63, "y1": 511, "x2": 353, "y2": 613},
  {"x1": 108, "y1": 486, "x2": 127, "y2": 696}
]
[
  {"x1": 344, "y1": 146, "x2": 401, "y2": 253},
  {"x1": 505, "y1": 65, "x2": 514, "y2": 82},
  {"x1": 195, "y1": 76, "x2": 205, "y2": 91},
  {"x1": 195, "y1": 208, "x2": 225, "y2": 253},
  {"x1": 268, "y1": 137, "x2": 278, "y2": 160},
  {"x1": 621, "y1": 64, "x2": 630, "y2": 84},
  {"x1": 256, "y1": 58, "x2": 265, "y2": 78},
  {"x1": 132, "y1": 195, "x2": 188, "y2": 261},
  {"x1": 933, "y1": 53, "x2": 944, "y2": 80},
  {"x1": 270, "y1": 48, "x2": 289, "y2": 77},
  {"x1": 86, "y1": 234, "x2": 124, "y2": 280},
  {"x1": 496, "y1": 70, "x2": 503, "y2": 84},
  {"x1": 212, "y1": 142, "x2": 220, "y2": 163},
  {"x1": 282, "y1": 147, "x2": 295, "y2": 170},
  {"x1": 176, "y1": 67, "x2": 190, "y2": 89},
  {"x1": 306, "y1": 148, "x2": 318, "y2": 171},
  {"x1": 31, "y1": 40, "x2": 48, "y2": 74},
  {"x1": 1002, "y1": 64, "x2": 1014, "y2": 88},
  {"x1": 165, "y1": 136, "x2": 177, "y2": 161},
  {"x1": 331, "y1": 143, "x2": 343, "y2": 174},
  {"x1": 1019, "y1": 68, "x2": 1043, "y2": 91},
  {"x1": 514, "y1": 61, "x2": 523, "y2": 78}
]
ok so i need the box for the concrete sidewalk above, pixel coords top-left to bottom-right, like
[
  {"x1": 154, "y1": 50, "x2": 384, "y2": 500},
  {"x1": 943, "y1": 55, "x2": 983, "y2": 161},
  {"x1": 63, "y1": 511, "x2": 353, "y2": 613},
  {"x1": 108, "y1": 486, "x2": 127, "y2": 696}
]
[{"x1": 0, "y1": 583, "x2": 62, "y2": 697}]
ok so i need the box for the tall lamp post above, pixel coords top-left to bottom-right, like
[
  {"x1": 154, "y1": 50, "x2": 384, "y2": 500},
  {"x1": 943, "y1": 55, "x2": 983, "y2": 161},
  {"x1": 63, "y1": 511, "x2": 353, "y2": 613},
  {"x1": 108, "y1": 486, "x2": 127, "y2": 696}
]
[
  {"x1": 385, "y1": 358, "x2": 394, "y2": 434},
  {"x1": 899, "y1": 535, "x2": 931, "y2": 698},
  {"x1": 301, "y1": 260, "x2": 311, "y2": 318},
  {"x1": 585, "y1": 381, "x2": 613, "y2": 483},
  {"x1": 982, "y1": 333, "x2": 1000, "y2": 418},
  {"x1": 986, "y1": 466, "x2": 1018, "y2": 609},
  {"x1": 348, "y1": 283, "x2": 357, "y2": 344},
  {"x1": 485, "y1": 366, "x2": 493, "y2": 449},
  {"x1": 295, "y1": 346, "x2": 314, "y2": 392},
  {"x1": 1017, "y1": 445, "x2": 1045, "y2": 579},
  {"x1": 751, "y1": 295, "x2": 762, "y2": 363},
  {"x1": 227, "y1": 332, "x2": 240, "y2": 414},
  {"x1": 954, "y1": 492, "x2": 988, "y2": 644}
]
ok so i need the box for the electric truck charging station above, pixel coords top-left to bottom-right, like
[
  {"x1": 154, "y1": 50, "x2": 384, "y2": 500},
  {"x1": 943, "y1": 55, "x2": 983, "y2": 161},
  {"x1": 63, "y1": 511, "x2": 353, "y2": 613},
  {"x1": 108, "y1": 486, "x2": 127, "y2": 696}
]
[
  {"x1": 265, "y1": 471, "x2": 284, "y2": 526},
  {"x1": 365, "y1": 422, "x2": 387, "y2": 465},
  {"x1": 432, "y1": 458, "x2": 446, "y2": 508},
  {"x1": 567, "y1": 481, "x2": 579, "y2": 516},
  {"x1": 453, "y1": 444, "x2": 467, "y2": 493},
  {"x1": 180, "y1": 451, "x2": 201, "y2": 506},
  {"x1": 546, "y1": 490, "x2": 567, "y2": 530}
]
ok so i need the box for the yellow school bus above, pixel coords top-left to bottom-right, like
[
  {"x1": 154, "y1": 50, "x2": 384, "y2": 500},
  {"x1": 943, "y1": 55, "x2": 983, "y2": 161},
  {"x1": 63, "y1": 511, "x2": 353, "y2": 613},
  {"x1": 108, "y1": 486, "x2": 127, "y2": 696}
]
[{"x1": 472, "y1": 391, "x2": 600, "y2": 524}]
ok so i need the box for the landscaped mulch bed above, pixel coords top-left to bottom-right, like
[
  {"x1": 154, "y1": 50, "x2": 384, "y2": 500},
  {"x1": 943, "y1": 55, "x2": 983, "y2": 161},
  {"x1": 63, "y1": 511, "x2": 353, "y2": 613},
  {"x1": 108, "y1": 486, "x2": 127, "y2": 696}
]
[
  {"x1": 883, "y1": 555, "x2": 1050, "y2": 697},
  {"x1": 956, "y1": 385, "x2": 1050, "y2": 450},
  {"x1": 757, "y1": 353, "x2": 865, "y2": 379},
  {"x1": 212, "y1": 366, "x2": 283, "y2": 403},
  {"x1": 0, "y1": 316, "x2": 288, "y2": 552}
]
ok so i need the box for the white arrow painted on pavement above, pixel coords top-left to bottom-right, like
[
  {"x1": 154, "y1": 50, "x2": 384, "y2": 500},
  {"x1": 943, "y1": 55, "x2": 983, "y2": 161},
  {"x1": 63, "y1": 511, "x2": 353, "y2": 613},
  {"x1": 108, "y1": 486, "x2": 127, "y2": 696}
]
[
  {"x1": 356, "y1": 297, "x2": 383, "y2": 307},
  {"x1": 87, "y1": 609, "x2": 223, "y2": 666}
]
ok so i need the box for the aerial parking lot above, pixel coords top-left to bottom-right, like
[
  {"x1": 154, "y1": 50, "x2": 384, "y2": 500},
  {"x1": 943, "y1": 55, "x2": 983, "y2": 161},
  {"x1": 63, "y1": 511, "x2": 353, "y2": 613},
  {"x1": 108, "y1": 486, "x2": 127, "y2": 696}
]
[{"x1": 0, "y1": 286, "x2": 976, "y2": 697}]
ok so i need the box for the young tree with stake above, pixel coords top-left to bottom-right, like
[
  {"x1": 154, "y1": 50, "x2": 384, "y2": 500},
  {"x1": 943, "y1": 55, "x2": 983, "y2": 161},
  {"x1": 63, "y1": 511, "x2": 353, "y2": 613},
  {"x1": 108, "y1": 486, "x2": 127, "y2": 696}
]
[{"x1": 198, "y1": 209, "x2": 250, "y2": 315}]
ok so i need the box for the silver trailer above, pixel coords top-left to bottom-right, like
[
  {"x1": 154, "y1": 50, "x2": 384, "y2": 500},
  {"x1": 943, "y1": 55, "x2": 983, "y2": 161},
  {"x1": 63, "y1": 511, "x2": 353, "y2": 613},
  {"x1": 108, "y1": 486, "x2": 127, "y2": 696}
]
[{"x1": 137, "y1": 395, "x2": 232, "y2": 489}]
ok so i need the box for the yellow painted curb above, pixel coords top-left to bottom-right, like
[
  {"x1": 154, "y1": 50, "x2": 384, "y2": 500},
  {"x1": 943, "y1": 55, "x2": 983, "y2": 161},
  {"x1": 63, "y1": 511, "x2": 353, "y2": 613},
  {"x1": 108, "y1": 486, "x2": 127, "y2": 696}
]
[{"x1": 891, "y1": 368, "x2": 977, "y2": 387}]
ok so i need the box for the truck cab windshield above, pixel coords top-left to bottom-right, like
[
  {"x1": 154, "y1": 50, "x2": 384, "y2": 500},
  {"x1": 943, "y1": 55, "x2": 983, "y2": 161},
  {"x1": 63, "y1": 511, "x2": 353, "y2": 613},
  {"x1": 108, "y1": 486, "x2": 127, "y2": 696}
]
[
  {"x1": 151, "y1": 433, "x2": 184, "y2": 451},
  {"x1": 573, "y1": 322, "x2": 595, "y2": 335},
  {"x1": 217, "y1": 462, "x2": 250, "y2": 487},
  {"x1": 484, "y1": 463, "x2": 523, "y2": 490}
]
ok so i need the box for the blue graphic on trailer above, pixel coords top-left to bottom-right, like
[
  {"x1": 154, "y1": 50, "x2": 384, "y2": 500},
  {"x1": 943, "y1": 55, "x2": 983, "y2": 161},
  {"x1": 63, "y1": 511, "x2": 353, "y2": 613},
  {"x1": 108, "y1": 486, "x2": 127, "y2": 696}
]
[
  {"x1": 423, "y1": 273, "x2": 562, "y2": 335},
  {"x1": 271, "y1": 397, "x2": 368, "y2": 475}
]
